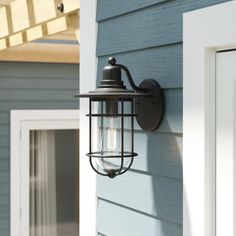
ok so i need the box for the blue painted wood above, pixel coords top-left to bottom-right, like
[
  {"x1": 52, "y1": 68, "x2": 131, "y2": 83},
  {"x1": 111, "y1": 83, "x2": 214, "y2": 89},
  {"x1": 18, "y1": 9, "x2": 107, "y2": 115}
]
[
  {"x1": 0, "y1": 206, "x2": 9, "y2": 217},
  {"x1": 0, "y1": 173, "x2": 9, "y2": 183},
  {"x1": 0, "y1": 76, "x2": 78, "y2": 90},
  {"x1": 0, "y1": 183, "x2": 9, "y2": 195},
  {"x1": 97, "y1": 199, "x2": 182, "y2": 236},
  {"x1": 0, "y1": 195, "x2": 9, "y2": 207},
  {"x1": 0, "y1": 126, "x2": 9, "y2": 136},
  {"x1": 0, "y1": 219, "x2": 9, "y2": 230},
  {"x1": 97, "y1": 43, "x2": 183, "y2": 89},
  {"x1": 0, "y1": 113, "x2": 9, "y2": 124},
  {"x1": 0, "y1": 62, "x2": 79, "y2": 79},
  {"x1": 0, "y1": 148, "x2": 9, "y2": 160},
  {"x1": 0, "y1": 229, "x2": 9, "y2": 236},
  {"x1": 0, "y1": 89, "x2": 78, "y2": 101},
  {"x1": 132, "y1": 132, "x2": 182, "y2": 179},
  {"x1": 159, "y1": 89, "x2": 182, "y2": 133},
  {"x1": 0, "y1": 62, "x2": 79, "y2": 236},
  {"x1": 97, "y1": 0, "x2": 231, "y2": 56},
  {"x1": 0, "y1": 101, "x2": 78, "y2": 111},
  {"x1": 0, "y1": 137, "x2": 9, "y2": 148},
  {"x1": 97, "y1": 0, "x2": 229, "y2": 21},
  {"x1": 0, "y1": 160, "x2": 9, "y2": 172},
  {"x1": 97, "y1": 0, "x2": 171, "y2": 21},
  {"x1": 97, "y1": 171, "x2": 182, "y2": 224}
]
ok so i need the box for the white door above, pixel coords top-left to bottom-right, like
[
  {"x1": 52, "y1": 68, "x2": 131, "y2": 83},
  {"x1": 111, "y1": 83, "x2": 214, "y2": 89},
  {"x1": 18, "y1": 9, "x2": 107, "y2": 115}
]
[
  {"x1": 11, "y1": 110, "x2": 80, "y2": 236},
  {"x1": 216, "y1": 51, "x2": 236, "y2": 236}
]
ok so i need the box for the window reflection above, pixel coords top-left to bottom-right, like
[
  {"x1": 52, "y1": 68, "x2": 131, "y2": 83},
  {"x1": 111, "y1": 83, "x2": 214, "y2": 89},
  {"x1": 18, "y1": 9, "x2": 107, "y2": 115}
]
[{"x1": 30, "y1": 130, "x2": 79, "y2": 236}]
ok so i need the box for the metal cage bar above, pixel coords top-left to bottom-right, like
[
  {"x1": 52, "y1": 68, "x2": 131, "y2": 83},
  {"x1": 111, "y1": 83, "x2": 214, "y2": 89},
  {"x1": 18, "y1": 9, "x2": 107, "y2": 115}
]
[
  {"x1": 116, "y1": 101, "x2": 124, "y2": 176},
  {"x1": 88, "y1": 100, "x2": 137, "y2": 178},
  {"x1": 89, "y1": 98, "x2": 92, "y2": 154},
  {"x1": 119, "y1": 99, "x2": 135, "y2": 176}
]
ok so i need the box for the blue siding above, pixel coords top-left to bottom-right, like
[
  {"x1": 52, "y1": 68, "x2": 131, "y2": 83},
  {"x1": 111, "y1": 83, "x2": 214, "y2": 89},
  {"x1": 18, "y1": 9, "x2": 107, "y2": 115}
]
[
  {"x1": 97, "y1": 0, "x2": 231, "y2": 56},
  {"x1": 97, "y1": 199, "x2": 182, "y2": 236},
  {"x1": 97, "y1": 0, "x2": 170, "y2": 21},
  {"x1": 0, "y1": 62, "x2": 79, "y2": 235},
  {"x1": 96, "y1": 0, "x2": 230, "y2": 235},
  {"x1": 97, "y1": 43, "x2": 183, "y2": 89}
]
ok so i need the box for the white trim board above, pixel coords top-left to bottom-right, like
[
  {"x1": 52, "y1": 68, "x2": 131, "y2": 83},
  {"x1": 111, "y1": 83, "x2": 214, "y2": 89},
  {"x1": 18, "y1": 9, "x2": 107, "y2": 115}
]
[
  {"x1": 10, "y1": 110, "x2": 80, "y2": 236},
  {"x1": 183, "y1": 1, "x2": 236, "y2": 236},
  {"x1": 80, "y1": 0, "x2": 98, "y2": 235}
]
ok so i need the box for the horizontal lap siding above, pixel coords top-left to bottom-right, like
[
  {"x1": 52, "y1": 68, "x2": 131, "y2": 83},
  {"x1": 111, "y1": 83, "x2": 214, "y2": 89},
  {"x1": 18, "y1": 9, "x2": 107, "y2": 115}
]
[
  {"x1": 97, "y1": 199, "x2": 182, "y2": 236},
  {"x1": 97, "y1": 0, "x2": 229, "y2": 21},
  {"x1": 96, "y1": 0, "x2": 230, "y2": 235},
  {"x1": 97, "y1": 0, "x2": 230, "y2": 56},
  {"x1": 129, "y1": 89, "x2": 182, "y2": 133},
  {"x1": 0, "y1": 62, "x2": 79, "y2": 235},
  {"x1": 97, "y1": 43, "x2": 183, "y2": 88},
  {"x1": 132, "y1": 132, "x2": 182, "y2": 178},
  {"x1": 97, "y1": 172, "x2": 182, "y2": 224},
  {"x1": 96, "y1": 0, "x2": 172, "y2": 21}
]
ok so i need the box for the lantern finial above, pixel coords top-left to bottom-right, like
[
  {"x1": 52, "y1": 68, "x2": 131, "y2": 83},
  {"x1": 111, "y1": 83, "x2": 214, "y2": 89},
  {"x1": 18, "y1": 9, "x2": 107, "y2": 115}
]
[{"x1": 108, "y1": 57, "x2": 116, "y2": 65}]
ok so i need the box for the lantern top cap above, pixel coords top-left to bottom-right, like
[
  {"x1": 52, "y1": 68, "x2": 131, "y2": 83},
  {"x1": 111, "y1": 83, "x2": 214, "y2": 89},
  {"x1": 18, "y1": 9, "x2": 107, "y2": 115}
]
[{"x1": 76, "y1": 57, "x2": 148, "y2": 99}]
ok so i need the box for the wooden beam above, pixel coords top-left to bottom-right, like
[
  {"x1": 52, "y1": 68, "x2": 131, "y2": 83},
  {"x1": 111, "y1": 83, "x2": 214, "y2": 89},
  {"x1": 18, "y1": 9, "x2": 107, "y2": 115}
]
[
  {"x1": 62, "y1": 0, "x2": 79, "y2": 14},
  {"x1": 0, "y1": 42, "x2": 80, "y2": 63},
  {"x1": 67, "y1": 12, "x2": 80, "y2": 41},
  {"x1": 0, "y1": 38, "x2": 6, "y2": 50},
  {"x1": 0, "y1": 7, "x2": 9, "y2": 38},
  {"x1": 0, "y1": 15, "x2": 71, "y2": 50},
  {"x1": 45, "y1": 31, "x2": 77, "y2": 41},
  {"x1": 0, "y1": 0, "x2": 14, "y2": 5},
  {"x1": 0, "y1": 0, "x2": 79, "y2": 39}
]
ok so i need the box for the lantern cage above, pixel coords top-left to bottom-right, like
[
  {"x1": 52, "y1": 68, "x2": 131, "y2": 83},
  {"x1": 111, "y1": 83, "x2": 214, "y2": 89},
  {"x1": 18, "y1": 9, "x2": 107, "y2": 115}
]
[
  {"x1": 75, "y1": 57, "x2": 165, "y2": 178},
  {"x1": 87, "y1": 98, "x2": 137, "y2": 178}
]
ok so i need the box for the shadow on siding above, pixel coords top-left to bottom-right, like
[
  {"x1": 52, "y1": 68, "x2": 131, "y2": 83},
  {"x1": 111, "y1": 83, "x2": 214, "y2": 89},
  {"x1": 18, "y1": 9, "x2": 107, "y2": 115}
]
[{"x1": 146, "y1": 126, "x2": 183, "y2": 236}]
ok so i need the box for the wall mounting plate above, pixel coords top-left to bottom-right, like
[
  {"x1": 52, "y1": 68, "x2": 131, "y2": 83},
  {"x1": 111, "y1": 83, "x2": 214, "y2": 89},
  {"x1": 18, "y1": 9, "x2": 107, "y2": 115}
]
[{"x1": 135, "y1": 79, "x2": 165, "y2": 132}]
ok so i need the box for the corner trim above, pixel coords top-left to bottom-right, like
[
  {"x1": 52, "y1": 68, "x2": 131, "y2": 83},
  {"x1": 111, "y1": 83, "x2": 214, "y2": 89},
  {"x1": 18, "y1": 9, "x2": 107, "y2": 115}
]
[
  {"x1": 80, "y1": 0, "x2": 98, "y2": 235},
  {"x1": 183, "y1": 1, "x2": 236, "y2": 236}
]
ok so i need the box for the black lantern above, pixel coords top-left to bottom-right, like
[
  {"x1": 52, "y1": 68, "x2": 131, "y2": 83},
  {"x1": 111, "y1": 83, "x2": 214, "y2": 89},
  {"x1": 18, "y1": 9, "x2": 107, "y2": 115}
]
[{"x1": 75, "y1": 57, "x2": 165, "y2": 178}]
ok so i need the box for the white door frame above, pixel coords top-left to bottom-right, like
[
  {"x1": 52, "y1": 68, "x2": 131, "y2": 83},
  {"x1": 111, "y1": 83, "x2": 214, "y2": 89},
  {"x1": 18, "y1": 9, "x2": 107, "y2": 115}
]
[
  {"x1": 183, "y1": 1, "x2": 236, "y2": 236},
  {"x1": 10, "y1": 110, "x2": 80, "y2": 236}
]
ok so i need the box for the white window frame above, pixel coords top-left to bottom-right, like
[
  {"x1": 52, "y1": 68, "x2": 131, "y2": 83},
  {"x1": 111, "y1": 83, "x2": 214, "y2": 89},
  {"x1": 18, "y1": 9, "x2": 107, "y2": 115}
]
[
  {"x1": 183, "y1": 1, "x2": 236, "y2": 236},
  {"x1": 10, "y1": 110, "x2": 80, "y2": 236}
]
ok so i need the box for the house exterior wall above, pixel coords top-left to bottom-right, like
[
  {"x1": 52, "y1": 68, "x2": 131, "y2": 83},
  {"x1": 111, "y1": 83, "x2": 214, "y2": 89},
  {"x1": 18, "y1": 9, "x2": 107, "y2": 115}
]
[
  {"x1": 95, "y1": 0, "x2": 230, "y2": 235},
  {"x1": 0, "y1": 62, "x2": 79, "y2": 236}
]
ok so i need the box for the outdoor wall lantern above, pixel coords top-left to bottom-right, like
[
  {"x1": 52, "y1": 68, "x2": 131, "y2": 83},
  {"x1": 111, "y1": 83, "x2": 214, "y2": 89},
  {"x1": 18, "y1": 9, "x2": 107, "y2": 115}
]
[{"x1": 76, "y1": 57, "x2": 165, "y2": 178}]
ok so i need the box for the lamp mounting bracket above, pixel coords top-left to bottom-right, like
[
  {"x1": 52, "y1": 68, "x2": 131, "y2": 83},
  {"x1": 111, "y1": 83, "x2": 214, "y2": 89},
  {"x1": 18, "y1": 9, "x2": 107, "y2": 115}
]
[
  {"x1": 108, "y1": 57, "x2": 147, "y2": 93},
  {"x1": 135, "y1": 79, "x2": 165, "y2": 132},
  {"x1": 108, "y1": 58, "x2": 165, "y2": 132}
]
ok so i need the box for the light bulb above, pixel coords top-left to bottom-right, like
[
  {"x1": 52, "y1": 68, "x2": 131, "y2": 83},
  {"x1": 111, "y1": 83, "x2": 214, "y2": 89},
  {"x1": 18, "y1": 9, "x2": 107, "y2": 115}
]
[{"x1": 106, "y1": 118, "x2": 117, "y2": 151}]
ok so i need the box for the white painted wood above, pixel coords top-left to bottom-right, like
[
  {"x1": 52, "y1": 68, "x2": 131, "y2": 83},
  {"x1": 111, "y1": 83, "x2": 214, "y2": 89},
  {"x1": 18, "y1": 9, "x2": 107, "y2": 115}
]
[
  {"x1": 216, "y1": 51, "x2": 236, "y2": 236},
  {"x1": 80, "y1": 0, "x2": 97, "y2": 235},
  {"x1": 183, "y1": 1, "x2": 236, "y2": 236},
  {"x1": 20, "y1": 129, "x2": 30, "y2": 236},
  {"x1": 10, "y1": 110, "x2": 80, "y2": 236}
]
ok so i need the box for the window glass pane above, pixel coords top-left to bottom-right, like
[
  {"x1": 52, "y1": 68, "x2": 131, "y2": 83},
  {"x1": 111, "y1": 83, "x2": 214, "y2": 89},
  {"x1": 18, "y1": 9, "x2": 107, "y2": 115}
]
[{"x1": 30, "y1": 130, "x2": 79, "y2": 236}]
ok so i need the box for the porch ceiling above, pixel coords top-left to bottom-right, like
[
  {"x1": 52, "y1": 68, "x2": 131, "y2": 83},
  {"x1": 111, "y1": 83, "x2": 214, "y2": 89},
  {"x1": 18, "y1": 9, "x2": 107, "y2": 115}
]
[{"x1": 0, "y1": 0, "x2": 80, "y2": 50}]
